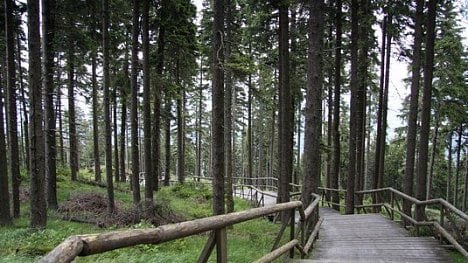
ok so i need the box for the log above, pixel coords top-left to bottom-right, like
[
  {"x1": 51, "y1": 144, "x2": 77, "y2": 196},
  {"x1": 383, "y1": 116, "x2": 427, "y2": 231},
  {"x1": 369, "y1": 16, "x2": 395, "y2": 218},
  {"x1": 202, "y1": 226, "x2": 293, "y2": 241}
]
[
  {"x1": 253, "y1": 239, "x2": 299, "y2": 263},
  {"x1": 38, "y1": 236, "x2": 83, "y2": 263},
  {"x1": 76, "y1": 201, "x2": 302, "y2": 255}
]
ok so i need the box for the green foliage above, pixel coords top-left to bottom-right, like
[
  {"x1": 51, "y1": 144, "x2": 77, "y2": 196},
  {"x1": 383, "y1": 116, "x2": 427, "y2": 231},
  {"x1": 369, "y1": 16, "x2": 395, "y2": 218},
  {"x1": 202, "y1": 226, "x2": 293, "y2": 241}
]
[{"x1": 0, "y1": 173, "x2": 283, "y2": 262}]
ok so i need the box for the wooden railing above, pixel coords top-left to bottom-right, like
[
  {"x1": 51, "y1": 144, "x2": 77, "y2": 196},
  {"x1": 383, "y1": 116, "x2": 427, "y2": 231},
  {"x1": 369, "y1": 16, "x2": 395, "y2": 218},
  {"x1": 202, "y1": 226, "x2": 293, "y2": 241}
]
[{"x1": 39, "y1": 194, "x2": 322, "y2": 263}]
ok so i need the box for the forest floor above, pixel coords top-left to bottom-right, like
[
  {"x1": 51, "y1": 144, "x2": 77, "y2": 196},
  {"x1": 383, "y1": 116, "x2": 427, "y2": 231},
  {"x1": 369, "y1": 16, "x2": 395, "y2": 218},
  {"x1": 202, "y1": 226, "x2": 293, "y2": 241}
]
[{"x1": 0, "y1": 169, "x2": 284, "y2": 262}]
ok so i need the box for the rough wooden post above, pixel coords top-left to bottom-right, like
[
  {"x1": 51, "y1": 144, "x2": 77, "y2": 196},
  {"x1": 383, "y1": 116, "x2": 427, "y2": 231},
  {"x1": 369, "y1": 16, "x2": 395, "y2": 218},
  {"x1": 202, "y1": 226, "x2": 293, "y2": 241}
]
[
  {"x1": 439, "y1": 205, "x2": 445, "y2": 243},
  {"x1": 215, "y1": 228, "x2": 227, "y2": 263},
  {"x1": 390, "y1": 191, "x2": 394, "y2": 220},
  {"x1": 300, "y1": 218, "x2": 305, "y2": 259},
  {"x1": 198, "y1": 232, "x2": 215, "y2": 263},
  {"x1": 289, "y1": 209, "x2": 295, "y2": 259}
]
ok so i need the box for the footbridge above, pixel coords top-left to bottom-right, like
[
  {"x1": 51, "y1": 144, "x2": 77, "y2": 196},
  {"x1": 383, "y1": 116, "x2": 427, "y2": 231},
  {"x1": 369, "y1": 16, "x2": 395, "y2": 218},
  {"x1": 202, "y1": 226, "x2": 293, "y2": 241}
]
[{"x1": 41, "y1": 176, "x2": 467, "y2": 262}]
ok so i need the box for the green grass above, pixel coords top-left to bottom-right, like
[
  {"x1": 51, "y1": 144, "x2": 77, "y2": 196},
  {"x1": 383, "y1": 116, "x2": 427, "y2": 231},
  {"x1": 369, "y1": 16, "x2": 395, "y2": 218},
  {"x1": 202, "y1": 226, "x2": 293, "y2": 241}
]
[{"x1": 0, "y1": 171, "x2": 284, "y2": 263}]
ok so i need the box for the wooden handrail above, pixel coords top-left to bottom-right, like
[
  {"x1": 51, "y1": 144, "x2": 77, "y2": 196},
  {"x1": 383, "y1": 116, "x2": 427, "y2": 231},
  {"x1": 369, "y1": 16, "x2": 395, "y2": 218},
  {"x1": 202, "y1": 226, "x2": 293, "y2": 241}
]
[
  {"x1": 350, "y1": 187, "x2": 468, "y2": 257},
  {"x1": 40, "y1": 190, "x2": 323, "y2": 263}
]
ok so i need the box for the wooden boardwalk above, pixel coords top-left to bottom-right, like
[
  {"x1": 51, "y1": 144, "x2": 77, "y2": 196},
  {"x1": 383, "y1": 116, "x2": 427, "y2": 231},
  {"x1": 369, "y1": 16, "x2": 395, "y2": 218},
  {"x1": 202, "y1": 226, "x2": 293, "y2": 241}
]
[{"x1": 296, "y1": 207, "x2": 453, "y2": 263}]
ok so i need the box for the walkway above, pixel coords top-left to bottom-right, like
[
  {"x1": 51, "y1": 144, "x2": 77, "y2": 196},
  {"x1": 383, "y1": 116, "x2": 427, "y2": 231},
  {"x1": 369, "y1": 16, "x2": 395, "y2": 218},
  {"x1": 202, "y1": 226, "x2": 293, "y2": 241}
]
[{"x1": 297, "y1": 208, "x2": 453, "y2": 262}]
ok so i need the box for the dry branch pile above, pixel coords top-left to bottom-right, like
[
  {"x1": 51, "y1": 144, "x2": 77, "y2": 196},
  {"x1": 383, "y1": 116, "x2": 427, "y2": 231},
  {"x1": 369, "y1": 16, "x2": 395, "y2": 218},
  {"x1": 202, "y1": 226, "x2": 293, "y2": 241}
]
[{"x1": 58, "y1": 192, "x2": 181, "y2": 227}]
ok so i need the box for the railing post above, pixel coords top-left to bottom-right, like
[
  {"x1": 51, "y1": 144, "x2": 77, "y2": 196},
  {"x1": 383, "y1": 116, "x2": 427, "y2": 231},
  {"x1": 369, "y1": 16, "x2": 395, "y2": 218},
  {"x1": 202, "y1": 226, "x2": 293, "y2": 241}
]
[
  {"x1": 289, "y1": 209, "x2": 295, "y2": 259},
  {"x1": 415, "y1": 204, "x2": 420, "y2": 236},
  {"x1": 390, "y1": 191, "x2": 394, "y2": 221},
  {"x1": 215, "y1": 228, "x2": 227, "y2": 263},
  {"x1": 439, "y1": 205, "x2": 445, "y2": 243}
]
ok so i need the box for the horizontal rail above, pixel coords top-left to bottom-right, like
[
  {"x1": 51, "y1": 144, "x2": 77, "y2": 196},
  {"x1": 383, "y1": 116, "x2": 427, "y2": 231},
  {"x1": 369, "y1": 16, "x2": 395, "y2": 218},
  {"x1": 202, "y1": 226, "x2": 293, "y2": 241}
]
[
  {"x1": 40, "y1": 201, "x2": 303, "y2": 263},
  {"x1": 253, "y1": 240, "x2": 300, "y2": 263},
  {"x1": 353, "y1": 187, "x2": 468, "y2": 257}
]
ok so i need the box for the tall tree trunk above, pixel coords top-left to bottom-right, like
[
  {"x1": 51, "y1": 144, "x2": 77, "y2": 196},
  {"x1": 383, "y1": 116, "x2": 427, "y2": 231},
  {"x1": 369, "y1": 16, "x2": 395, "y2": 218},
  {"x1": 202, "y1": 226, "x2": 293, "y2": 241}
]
[
  {"x1": 6, "y1": 0, "x2": 21, "y2": 218},
  {"x1": 130, "y1": 0, "x2": 141, "y2": 206},
  {"x1": 152, "y1": 24, "x2": 165, "y2": 191},
  {"x1": 326, "y1": 67, "x2": 333, "y2": 191},
  {"x1": 454, "y1": 123, "x2": 463, "y2": 207},
  {"x1": 196, "y1": 58, "x2": 203, "y2": 180},
  {"x1": 346, "y1": 0, "x2": 359, "y2": 215},
  {"x1": 119, "y1": 85, "x2": 127, "y2": 183},
  {"x1": 462, "y1": 152, "x2": 467, "y2": 212},
  {"x1": 374, "y1": 17, "x2": 387, "y2": 192},
  {"x1": 67, "y1": 42, "x2": 78, "y2": 181},
  {"x1": 113, "y1": 84, "x2": 119, "y2": 183},
  {"x1": 16, "y1": 33, "x2": 30, "y2": 175},
  {"x1": 247, "y1": 65, "x2": 253, "y2": 186},
  {"x1": 164, "y1": 97, "x2": 171, "y2": 187},
  {"x1": 355, "y1": 0, "x2": 370, "y2": 204},
  {"x1": 269, "y1": 104, "x2": 276, "y2": 179},
  {"x1": 415, "y1": 0, "x2": 436, "y2": 221},
  {"x1": 103, "y1": 0, "x2": 115, "y2": 213},
  {"x1": 212, "y1": 0, "x2": 227, "y2": 260},
  {"x1": 91, "y1": 53, "x2": 101, "y2": 182},
  {"x1": 142, "y1": 0, "x2": 153, "y2": 208},
  {"x1": 427, "y1": 106, "x2": 440, "y2": 200},
  {"x1": 447, "y1": 131, "x2": 453, "y2": 202},
  {"x1": 374, "y1": 14, "x2": 392, "y2": 209},
  {"x1": 42, "y1": 0, "x2": 57, "y2": 209},
  {"x1": 277, "y1": 2, "x2": 293, "y2": 211},
  {"x1": 379, "y1": 18, "x2": 391, "y2": 190},
  {"x1": 302, "y1": 0, "x2": 323, "y2": 206},
  {"x1": 176, "y1": 64, "x2": 185, "y2": 184},
  {"x1": 403, "y1": 0, "x2": 424, "y2": 220},
  {"x1": 330, "y1": 0, "x2": 342, "y2": 211},
  {"x1": 57, "y1": 60, "x2": 65, "y2": 166},
  {"x1": 0, "y1": 75, "x2": 11, "y2": 225},
  {"x1": 120, "y1": 99, "x2": 127, "y2": 182},
  {"x1": 296, "y1": 106, "x2": 301, "y2": 185},
  {"x1": 28, "y1": 0, "x2": 47, "y2": 228},
  {"x1": 225, "y1": 0, "x2": 234, "y2": 213}
]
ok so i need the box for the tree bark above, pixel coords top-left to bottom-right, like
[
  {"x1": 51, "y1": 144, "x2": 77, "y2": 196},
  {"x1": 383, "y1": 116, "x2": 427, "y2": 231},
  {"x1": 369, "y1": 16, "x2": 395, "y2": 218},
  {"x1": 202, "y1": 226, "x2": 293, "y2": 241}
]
[
  {"x1": 42, "y1": 0, "x2": 57, "y2": 209},
  {"x1": 212, "y1": 0, "x2": 227, "y2": 260},
  {"x1": 119, "y1": 82, "x2": 127, "y2": 183},
  {"x1": 330, "y1": 0, "x2": 342, "y2": 211},
  {"x1": 164, "y1": 97, "x2": 171, "y2": 187},
  {"x1": 0, "y1": 75, "x2": 11, "y2": 225},
  {"x1": 196, "y1": 58, "x2": 203, "y2": 180},
  {"x1": 427, "y1": 107, "x2": 440, "y2": 200},
  {"x1": 302, "y1": 0, "x2": 323, "y2": 206},
  {"x1": 225, "y1": 0, "x2": 234, "y2": 213},
  {"x1": 447, "y1": 131, "x2": 453, "y2": 202},
  {"x1": 355, "y1": 0, "x2": 370, "y2": 203},
  {"x1": 247, "y1": 63, "x2": 253, "y2": 186},
  {"x1": 91, "y1": 53, "x2": 101, "y2": 182},
  {"x1": 277, "y1": 2, "x2": 293, "y2": 213},
  {"x1": 176, "y1": 64, "x2": 185, "y2": 184},
  {"x1": 346, "y1": 0, "x2": 359, "y2": 215},
  {"x1": 113, "y1": 83, "x2": 119, "y2": 183},
  {"x1": 6, "y1": 0, "x2": 21, "y2": 217},
  {"x1": 403, "y1": 0, "x2": 424, "y2": 220},
  {"x1": 17, "y1": 33, "x2": 30, "y2": 174},
  {"x1": 374, "y1": 17, "x2": 387, "y2": 192},
  {"x1": 103, "y1": 0, "x2": 115, "y2": 214},
  {"x1": 152, "y1": 24, "x2": 165, "y2": 191},
  {"x1": 454, "y1": 123, "x2": 463, "y2": 207},
  {"x1": 415, "y1": 0, "x2": 437, "y2": 221},
  {"x1": 67, "y1": 36, "x2": 78, "y2": 182},
  {"x1": 142, "y1": 0, "x2": 153, "y2": 208},
  {"x1": 28, "y1": 0, "x2": 47, "y2": 228},
  {"x1": 130, "y1": 0, "x2": 141, "y2": 206}
]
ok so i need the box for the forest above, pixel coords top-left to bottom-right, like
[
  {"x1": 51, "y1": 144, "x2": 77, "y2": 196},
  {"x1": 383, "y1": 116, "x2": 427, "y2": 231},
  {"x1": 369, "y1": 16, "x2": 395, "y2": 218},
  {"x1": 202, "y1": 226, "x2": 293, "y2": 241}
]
[{"x1": 0, "y1": 0, "x2": 467, "y2": 259}]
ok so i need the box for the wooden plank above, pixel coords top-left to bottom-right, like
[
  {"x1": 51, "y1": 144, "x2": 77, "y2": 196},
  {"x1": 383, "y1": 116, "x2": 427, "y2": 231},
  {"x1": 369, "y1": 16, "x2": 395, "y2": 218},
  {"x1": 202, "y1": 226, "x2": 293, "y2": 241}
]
[{"x1": 296, "y1": 207, "x2": 453, "y2": 262}]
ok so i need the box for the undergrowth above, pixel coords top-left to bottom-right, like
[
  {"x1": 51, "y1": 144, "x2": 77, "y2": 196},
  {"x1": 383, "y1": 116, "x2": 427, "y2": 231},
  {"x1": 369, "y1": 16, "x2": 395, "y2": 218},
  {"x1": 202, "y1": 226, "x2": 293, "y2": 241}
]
[{"x1": 0, "y1": 170, "x2": 282, "y2": 263}]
